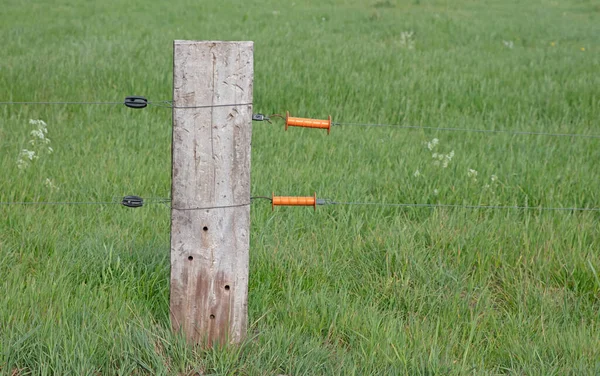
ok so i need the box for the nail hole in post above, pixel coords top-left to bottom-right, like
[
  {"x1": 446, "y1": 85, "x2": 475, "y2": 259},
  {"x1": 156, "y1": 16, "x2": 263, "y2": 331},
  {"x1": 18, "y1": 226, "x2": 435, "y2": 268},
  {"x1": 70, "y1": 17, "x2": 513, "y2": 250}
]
[
  {"x1": 224, "y1": 285, "x2": 230, "y2": 291},
  {"x1": 188, "y1": 256, "x2": 193, "y2": 261},
  {"x1": 210, "y1": 314, "x2": 215, "y2": 319},
  {"x1": 203, "y1": 226, "x2": 208, "y2": 231}
]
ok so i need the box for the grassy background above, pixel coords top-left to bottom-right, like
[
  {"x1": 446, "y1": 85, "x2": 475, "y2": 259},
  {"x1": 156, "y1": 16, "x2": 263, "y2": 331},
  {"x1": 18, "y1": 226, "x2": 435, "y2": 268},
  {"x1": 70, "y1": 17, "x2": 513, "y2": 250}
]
[{"x1": 1, "y1": 0, "x2": 600, "y2": 374}]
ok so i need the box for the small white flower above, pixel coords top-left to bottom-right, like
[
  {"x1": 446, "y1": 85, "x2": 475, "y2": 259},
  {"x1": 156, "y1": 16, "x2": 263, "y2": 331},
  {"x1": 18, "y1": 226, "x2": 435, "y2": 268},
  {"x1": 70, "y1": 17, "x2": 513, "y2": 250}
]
[
  {"x1": 399, "y1": 31, "x2": 415, "y2": 49},
  {"x1": 442, "y1": 150, "x2": 454, "y2": 168},
  {"x1": 44, "y1": 178, "x2": 59, "y2": 191},
  {"x1": 491, "y1": 174, "x2": 498, "y2": 182},
  {"x1": 413, "y1": 169, "x2": 421, "y2": 178},
  {"x1": 468, "y1": 168, "x2": 478, "y2": 182},
  {"x1": 18, "y1": 119, "x2": 53, "y2": 168},
  {"x1": 17, "y1": 159, "x2": 29, "y2": 170},
  {"x1": 17, "y1": 149, "x2": 36, "y2": 169},
  {"x1": 427, "y1": 138, "x2": 439, "y2": 151},
  {"x1": 433, "y1": 189, "x2": 439, "y2": 196},
  {"x1": 30, "y1": 129, "x2": 44, "y2": 139},
  {"x1": 21, "y1": 149, "x2": 36, "y2": 160},
  {"x1": 483, "y1": 184, "x2": 490, "y2": 189},
  {"x1": 503, "y1": 40, "x2": 514, "y2": 49},
  {"x1": 29, "y1": 119, "x2": 47, "y2": 127}
]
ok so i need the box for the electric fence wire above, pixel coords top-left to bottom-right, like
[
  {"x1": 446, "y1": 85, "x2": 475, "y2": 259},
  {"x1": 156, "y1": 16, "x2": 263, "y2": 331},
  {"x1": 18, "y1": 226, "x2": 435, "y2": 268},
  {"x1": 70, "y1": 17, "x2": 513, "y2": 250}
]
[
  {"x1": 0, "y1": 101, "x2": 131, "y2": 105},
  {"x1": 0, "y1": 201, "x2": 122, "y2": 206},
  {"x1": 0, "y1": 196, "x2": 268, "y2": 210},
  {"x1": 331, "y1": 121, "x2": 600, "y2": 139},
  {"x1": 2, "y1": 99, "x2": 597, "y2": 139},
  {"x1": 319, "y1": 200, "x2": 600, "y2": 212},
  {"x1": 1, "y1": 196, "x2": 598, "y2": 212},
  {"x1": 0, "y1": 197, "x2": 170, "y2": 207},
  {"x1": 0, "y1": 100, "x2": 175, "y2": 106},
  {"x1": 0, "y1": 100, "x2": 252, "y2": 109}
]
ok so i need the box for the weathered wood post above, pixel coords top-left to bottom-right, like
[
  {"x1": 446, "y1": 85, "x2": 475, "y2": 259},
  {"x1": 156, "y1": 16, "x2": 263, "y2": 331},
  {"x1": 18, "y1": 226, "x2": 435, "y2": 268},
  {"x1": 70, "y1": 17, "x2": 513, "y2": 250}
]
[{"x1": 170, "y1": 40, "x2": 253, "y2": 346}]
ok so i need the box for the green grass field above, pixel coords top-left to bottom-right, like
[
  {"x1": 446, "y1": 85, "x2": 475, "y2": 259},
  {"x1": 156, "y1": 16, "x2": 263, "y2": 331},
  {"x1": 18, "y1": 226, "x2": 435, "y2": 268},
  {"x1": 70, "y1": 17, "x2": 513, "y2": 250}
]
[{"x1": 1, "y1": 0, "x2": 600, "y2": 374}]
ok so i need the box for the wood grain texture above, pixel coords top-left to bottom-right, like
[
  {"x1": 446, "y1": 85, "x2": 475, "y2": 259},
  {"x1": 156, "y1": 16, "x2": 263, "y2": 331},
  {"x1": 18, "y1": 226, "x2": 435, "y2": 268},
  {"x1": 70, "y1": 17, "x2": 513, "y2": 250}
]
[{"x1": 170, "y1": 41, "x2": 253, "y2": 346}]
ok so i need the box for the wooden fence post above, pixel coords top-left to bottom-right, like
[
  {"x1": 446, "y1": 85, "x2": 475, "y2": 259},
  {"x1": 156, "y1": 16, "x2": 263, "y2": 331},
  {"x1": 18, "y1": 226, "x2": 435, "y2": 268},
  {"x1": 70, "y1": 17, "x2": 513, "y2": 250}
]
[{"x1": 170, "y1": 40, "x2": 253, "y2": 346}]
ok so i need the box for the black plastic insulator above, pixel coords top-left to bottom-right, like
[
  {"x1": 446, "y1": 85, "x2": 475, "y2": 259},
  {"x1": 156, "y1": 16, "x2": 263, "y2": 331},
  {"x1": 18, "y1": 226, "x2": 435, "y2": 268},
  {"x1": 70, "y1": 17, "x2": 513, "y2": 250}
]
[
  {"x1": 122, "y1": 195, "x2": 144, "y2": 208},
  {"x1": 124, "y1": 96, "x2": 148, "y2": 109}
]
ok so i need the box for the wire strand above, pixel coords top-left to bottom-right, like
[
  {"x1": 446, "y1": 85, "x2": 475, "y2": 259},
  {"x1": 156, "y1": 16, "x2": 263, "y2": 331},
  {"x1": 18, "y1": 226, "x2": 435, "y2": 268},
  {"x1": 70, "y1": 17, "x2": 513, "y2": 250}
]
[
  {"x1": 0, "y1": 201, "x2": 120, "y2": 206},
  {"x1": 0, "y1": 100, "x2": 252, "y2": 109},
  {"x1": 3, "y1": 196, "x2": 597, "y2": 213},
  {"x1": 0, "y1": 101, "x2": 126, "y2": 105},
  {"x1": 323, "y1": 201, "x2": 600, "y2": 212},
  {"x1": 0, "y1": 197, "x2": 171, "y2": 206},
  {"x1": 0, "y1": 196, "x2": 267, "y2": 208},
  {"x1": 332, "y1": 122, "x2": 600, "y2": 139},
  {"x1": 251, "y1": 196, "x2": 273, "y2": 202}
]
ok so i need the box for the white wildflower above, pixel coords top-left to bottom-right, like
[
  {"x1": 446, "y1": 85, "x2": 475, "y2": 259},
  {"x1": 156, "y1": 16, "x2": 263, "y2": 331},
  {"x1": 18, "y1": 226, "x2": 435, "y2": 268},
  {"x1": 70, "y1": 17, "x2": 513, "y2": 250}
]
[
  {"x1": 442, "y1": 150, "x2": 454, "y2": 168},
  {"x1": 17, "y1": 149, "x2": 36, "y2": 170},
  {"x1": 17, "y1": 119, "x2": 53, "y2": 170},
  {"x1": 433, "y1": 189, "x2": 439, "y2": 196},
  {"x1": 21, "y1": 149, "x2": 36, "y2": 160},
  {"x1": 430, "y1": 148, "x2": 454, "y2": 168},
  {"x1": 30, "y1": 129, "x2": 46, "y2": 139},
  {"x1": 399, "y1": 31, "x2": 415, "y2": 49},
  {"x1": 426, "y1": 138, "x2": 439, "y2": 151},
  {"x1": 44, "y1": 178, "x2": 59, "y2": 191},
  {"x1": 29, "y1": 119, "x2": 47, "y2": 127},
  {"x1": 467, "y1": 168, "x2": 478, "y2": 182},
  {"x1": 503, "y1": 40, "x2": 514, "y2": 49},
  {"x1": 491, "y1": 174, "x2": 498, "y2": 182},
  {"x1": 413, "y1": 169, "x2": 421, "y2": 178},
  {"x1": 425, "y1": 139, "x2": 454, "y2": 168},
  {"x1": 17, "y1": 159, "x2": 29, "y2": 170}
]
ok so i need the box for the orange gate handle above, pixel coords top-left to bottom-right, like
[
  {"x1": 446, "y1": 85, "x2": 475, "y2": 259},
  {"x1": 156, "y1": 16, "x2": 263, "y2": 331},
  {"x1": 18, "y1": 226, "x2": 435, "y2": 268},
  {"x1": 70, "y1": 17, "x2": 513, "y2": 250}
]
[
  {"x1": 285, "y1": 112, "x2": 331, "y2": 134},
  {"x1": 272, "y1": 192, "x2": 317, "y2": 211}
]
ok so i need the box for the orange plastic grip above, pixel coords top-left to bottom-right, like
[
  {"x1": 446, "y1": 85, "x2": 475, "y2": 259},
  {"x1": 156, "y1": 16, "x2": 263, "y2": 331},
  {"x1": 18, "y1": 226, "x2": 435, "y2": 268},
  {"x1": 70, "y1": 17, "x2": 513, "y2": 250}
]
[
  {"x1": 272, "y1": 192, "x2": 317, "y2": 211},
  {"x1": 285, "y1": 112, "x2": 331, "y2": 134}
]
